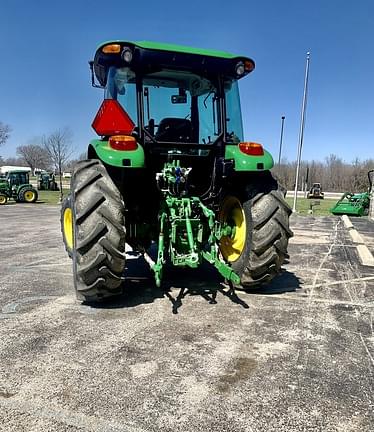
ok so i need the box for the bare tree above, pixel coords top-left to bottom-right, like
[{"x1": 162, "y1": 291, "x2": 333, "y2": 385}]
[
  {"x1": 63, "y1": 152, "x2": 87, "y2": 172},
  {"x1": 16, "y1": 143, "x2": 51, "y2": 174},
  {"x1": 1, "y1": 156, "x2": 26, "y2": 166},
  {"x1": 0, "y1": 121, "x2": 11, "y2": 147},
  {"x1": 43, "y1": 128, "x2": 73, "y2": 202}
]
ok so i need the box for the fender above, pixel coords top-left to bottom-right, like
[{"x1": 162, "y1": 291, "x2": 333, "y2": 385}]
[
  {"x1": 225, "y1": 145, "x2": 274, "y2": 171},
  {"x1": 89, "y1": 139, "x2": 145, "y2": 168}
]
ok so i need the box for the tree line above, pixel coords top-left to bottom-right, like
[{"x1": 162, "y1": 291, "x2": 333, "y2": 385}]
[
  {"x1": 0, "y1": 121, "x2": 84, "y2": 174},
  {"x1": 273, "y1": 154, "x2": 374, "y2": 192},
  {"x1": 1, "y1": 120, "x2": 373, "y2": 193}
]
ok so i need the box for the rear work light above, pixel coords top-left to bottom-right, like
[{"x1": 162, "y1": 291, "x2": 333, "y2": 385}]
[
  {"x1": 92, "y1": 99, "x2": 135, "y2": 136},
  {"x1": 109, "y1": 135, "x2": 138, "y2": 151},
  {"x1": 121, "y1": 47, "x2": 133, "y2": 63},
  {"x1": 239, "y1": 142, "x2": 264, "y2": 156}
]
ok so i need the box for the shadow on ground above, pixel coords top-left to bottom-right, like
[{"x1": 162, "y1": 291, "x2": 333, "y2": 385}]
[{"x1": 87, "y1": 255, "x2": 303, "y2": 312}]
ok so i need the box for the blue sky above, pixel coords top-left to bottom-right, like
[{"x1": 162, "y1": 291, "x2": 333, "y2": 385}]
[{"x1": 0, "y1": 0, "x2": 373, "y2": 162}]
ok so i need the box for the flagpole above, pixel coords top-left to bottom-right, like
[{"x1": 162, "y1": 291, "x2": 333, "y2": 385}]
[{"x1": 293, "y1": 52, "x2": 311, "y2": 212}]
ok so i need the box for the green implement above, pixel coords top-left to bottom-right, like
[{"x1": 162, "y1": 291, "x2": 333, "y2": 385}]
[{"x1": 330, "y1": 170, "x2": 373, "y2": 216}]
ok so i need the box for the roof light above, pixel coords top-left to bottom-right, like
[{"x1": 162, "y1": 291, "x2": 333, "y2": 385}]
[
  {"x1": 92, "y1": 99, "x2": 135, "y2": 136},
  {"x1": 109, "y1": 135, "x2": 138, "y2": 151},
  {"x1": 102, "y1": 44, "x2": 121, "y2": 54},
  {"x1": 121, "y1": 47, "x2": 133, "y2": 63},
  {"x1": 239, "y1": 142, "x2": 264, "y2": 156}
]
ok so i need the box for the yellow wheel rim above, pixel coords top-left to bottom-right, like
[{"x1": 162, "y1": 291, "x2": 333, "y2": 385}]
[
  {"x1": 63, "y1": 207, "x2": 74, "y2": 250},
  {"x1": 24, "y1": 191, "x2": 35, "y2": 202},
  {"x1": 219, "y1": 196, "x2": 246, "y2": 262},
  {"x1": 0, "y1": 195, "x2": 6, "y2": 204}
]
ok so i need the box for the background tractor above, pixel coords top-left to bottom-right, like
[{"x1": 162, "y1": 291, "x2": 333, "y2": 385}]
[
  {"x1": 307, "y1": 182, "x2": 324, "y2": 199},
  {"x1": 61, "y1": 40, "x2": 293, "y2": 302},
  {"x1": 37, "y1": 171, "x2": 59, "y2": 191},
  {"x1": 0, "y1": 170, "x2": 38, "y2": 205}
]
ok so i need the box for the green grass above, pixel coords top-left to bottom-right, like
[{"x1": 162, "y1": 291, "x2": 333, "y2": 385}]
[
  {"x1": 285, "y1": 197, "x2": 338, "y2": 216},
  {"x1": 37, "y1": 189, "x2": 70, "y2": 205},
  {"x1": 34, "y1": 190, "x2": 339, "y2": 214}
]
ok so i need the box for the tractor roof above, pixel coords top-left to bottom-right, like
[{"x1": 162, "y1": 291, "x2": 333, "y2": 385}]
[
  {"x1": 6, "y1": 170, "x2": 30, "y2": 174},
  {"x1": 93, "y1": 40, "x2": 255, "y2": 87}
]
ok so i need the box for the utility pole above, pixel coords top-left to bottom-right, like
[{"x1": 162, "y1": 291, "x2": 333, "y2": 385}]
[
  {"x1": 293, "y1": 52, "x2": 311, "y2": 212},
  {"x1": 369, "y1": 171, "x2": 374, "y2": 221},
  {"x1": 278, "y1": 115, "x2": 285, "y2": 166}
]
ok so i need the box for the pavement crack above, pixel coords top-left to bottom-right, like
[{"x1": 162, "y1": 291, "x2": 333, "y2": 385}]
[{"x1": 309, "y1": 218, "x2": 341, "y2": 301}]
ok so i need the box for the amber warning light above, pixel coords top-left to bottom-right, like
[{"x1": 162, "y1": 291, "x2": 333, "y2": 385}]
[
  {"x1": 109, "y1": 135, "x2": 137, "y2": 151},
  {"x1": 239, "y1": 142, "x2": 264, "y2": 156},
  {"x1": 92, "y1": 99, "x2": 135, "y2": 136}
]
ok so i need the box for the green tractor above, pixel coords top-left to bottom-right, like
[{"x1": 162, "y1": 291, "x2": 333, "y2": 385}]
[
  {"x1": 0, "y1": 170, "x2": 38, "y2": 205},
  {"x1": 61, "y1": 40, "x2": 293, "y2": 302},
  {"x1": 330, "y1": 170, "x2": 373, "y2": 216},
  {"x1": 37, "y1": 171, "x2": 59, "y2": 191}
]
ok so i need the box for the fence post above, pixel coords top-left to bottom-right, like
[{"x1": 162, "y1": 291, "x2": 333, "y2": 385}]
[{"x1": 369, "y1": 181, "x2": 374, "y2": 221}]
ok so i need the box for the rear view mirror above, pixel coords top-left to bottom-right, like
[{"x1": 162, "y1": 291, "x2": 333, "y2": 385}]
[
  {"x1": 171, "y1": 95, "x2": 187, "y2": 104},
  {"x1": 171, "y1": 88, "x2": 187, "y2": 104}
]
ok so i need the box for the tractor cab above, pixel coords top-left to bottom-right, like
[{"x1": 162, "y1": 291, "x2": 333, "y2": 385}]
[
  {"x1": 7, "y1": 171, "x2": 30, "y2": 188},
  {"x1": 88, "y1": 41, "x2": 274, "y2": 175},
  {"x1": 90, "y1": 41, "x2": 254, "y2": 150}
]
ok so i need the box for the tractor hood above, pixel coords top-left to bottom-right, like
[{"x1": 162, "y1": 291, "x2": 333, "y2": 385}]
[{"x1": 93, "y1": 40, "x2": 255, "y2": 87}]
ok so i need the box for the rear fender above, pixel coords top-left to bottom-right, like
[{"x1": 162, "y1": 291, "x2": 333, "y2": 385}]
[
  {"x1": 89, "y1": 139, "x2": 145, "y2": 168},
  {"x1": 225, "y1": 145, "x2": 274, "y2": 171}
]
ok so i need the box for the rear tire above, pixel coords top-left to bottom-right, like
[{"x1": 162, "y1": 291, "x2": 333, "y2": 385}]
[
  {"x1": 19, "y1": 188, "x2": 38, "y2": 203},
  {"x1": 0, "y1": 194, "x2": 7, "y2": 205},
  {"x1": 221, "y1": 172, "x2": 293, "y2": 288},
  {"x1": 70, "y1": 159, "x2": 126, "y2": 302}
]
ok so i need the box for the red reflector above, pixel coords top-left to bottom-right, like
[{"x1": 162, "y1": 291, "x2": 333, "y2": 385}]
[
  {"x1": 109, "y1": 135, "x2": 138, "y2": 151},
  {"x1": 92, "y1": 99, "x2": 135, "y2": 136},
  {"x1": 239, "y1": 142, "x2": 264, "y2": 156}
]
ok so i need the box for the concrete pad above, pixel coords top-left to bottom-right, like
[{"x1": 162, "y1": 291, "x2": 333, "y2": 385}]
[
  {"x1": 0, "y1": 207, "x2": 374, "y2": 431},
  {"x1": 356, "y1": 244, "x2": 374, "y2": 267},
  {"x1": 349, "y1": 228, "x2": 365, "y2": 244},
  {"x1": 341, "y1": 214, "x2": 354, "y2": 228}
]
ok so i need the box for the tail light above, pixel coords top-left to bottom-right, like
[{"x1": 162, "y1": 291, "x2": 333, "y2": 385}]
[
  {"x1": 92, "y1": 99, "x2": 135, "y2": 136},
  {"x1": 239, "y1": 142, "x2": 264, "y2": 156},
  {"x1": 109, "y1": 135, "x2": 138, "y2": 151}
]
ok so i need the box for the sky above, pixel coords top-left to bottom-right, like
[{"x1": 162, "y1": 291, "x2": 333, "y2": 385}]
[{"x1": 0, "y1": 0, "x2": 373, "y2": 163}]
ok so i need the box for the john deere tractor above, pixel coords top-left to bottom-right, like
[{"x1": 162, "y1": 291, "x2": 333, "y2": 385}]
[
  {"x1": 0, "y1": 170, "x2": 38, "y2": 205},
  {"x1": 37, "y1": 171, "x2": 59, "y2": 191},
  {"x1": 61, "y1": 40, "x2": 292, "y2": 302}
]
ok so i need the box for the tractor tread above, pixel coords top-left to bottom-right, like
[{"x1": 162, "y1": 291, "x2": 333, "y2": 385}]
[
  {"x1": 76, "y1": 195, "x2": 105, "y2": 224},
  {"x1": 241, "y1": 185, "x2": 292, "y2": 288},
  {"x1": 74, "y1": 172, "x2": 102, "y2": 196},
  {"x1": 78, "y1": 252, "x2": 107, "y2": 276},
  {"x1": 73, "y1": 159, "x2": 101, "y2": 177},
  {"x1": 99, "y1": 237, "x2": 127, "y2": 260},
  {"x1": 75, "y1": 222, "x2": 108, "y2": 254},
  {"x1": 71, "y1": 159, "x2": 126, "y2": 302},
  {"x1": 228, "y1": 173, "x2": 293, "y2": 290}
]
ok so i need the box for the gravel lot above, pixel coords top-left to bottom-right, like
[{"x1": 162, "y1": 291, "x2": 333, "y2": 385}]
[{"x1": 0, "y1": 205, "x2": 373, "y2": 431}]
